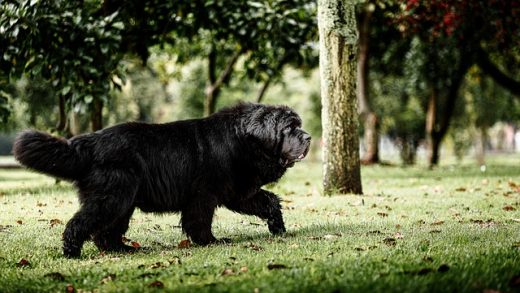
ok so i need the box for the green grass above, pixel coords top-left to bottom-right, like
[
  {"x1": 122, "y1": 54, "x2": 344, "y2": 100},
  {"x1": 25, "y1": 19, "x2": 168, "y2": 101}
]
[{"x1": 1, "y1": 156, "x2": 519, "y2": 292}]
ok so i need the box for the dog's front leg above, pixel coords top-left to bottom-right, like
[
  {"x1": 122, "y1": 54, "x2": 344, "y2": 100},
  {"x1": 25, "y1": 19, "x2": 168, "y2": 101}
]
[{"x1": 225, "y1": 189, "x2": 286, "y2": 235}]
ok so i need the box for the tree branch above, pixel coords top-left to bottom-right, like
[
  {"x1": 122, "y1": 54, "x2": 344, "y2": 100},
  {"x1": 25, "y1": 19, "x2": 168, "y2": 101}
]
[
  {"x1": 205, "y1": 47, "x2": 243, "y2": 96},
  {"x1": 476, "y1": 47, "x2": 520, "y2": 96}
]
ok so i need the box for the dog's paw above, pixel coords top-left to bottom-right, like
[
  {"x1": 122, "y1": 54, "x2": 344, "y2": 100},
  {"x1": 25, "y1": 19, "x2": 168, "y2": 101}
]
[
  {"x1": 267, "y1": 219, "x2": 286, "y2": 235},
  {"x1": 63, "y1": 245, "x2": 81, "y2": 258}
]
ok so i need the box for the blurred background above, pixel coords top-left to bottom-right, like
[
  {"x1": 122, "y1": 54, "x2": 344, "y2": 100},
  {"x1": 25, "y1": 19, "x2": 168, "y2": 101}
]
[{"x1": 0, "y1": 0, "x2": 518, "y2": 167}]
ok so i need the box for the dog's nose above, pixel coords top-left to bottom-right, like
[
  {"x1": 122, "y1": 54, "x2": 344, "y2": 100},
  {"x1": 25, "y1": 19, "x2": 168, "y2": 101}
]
[{"x1": 302, "y1": 133, "x2": 311, "y2": 141}]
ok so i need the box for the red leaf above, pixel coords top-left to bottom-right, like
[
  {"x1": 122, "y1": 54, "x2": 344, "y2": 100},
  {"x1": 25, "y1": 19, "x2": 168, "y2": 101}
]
[
  {"x1": 177, "y1": 239, "x2": 191, "y2": 249},
  {"x1": 16, "y1": 258, "x2": 30, "y2": 267},
  {"x1": 131, "y1": 241, "x2": 141, "y2": 248},
  {"x1": 148, "y1": 281, "x2": 164, "y2": 288},
  {"x1": 503, "y1": 205, "x2": 516, "y2": 211},
  {"x1": 65, "y1": 284, "x2": 75, "y2": 293}
]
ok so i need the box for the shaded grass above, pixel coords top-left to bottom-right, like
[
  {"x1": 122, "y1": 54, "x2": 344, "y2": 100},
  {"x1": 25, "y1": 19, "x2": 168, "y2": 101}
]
[{"x1": 0, "y1": 155, "x2": 519, "y2": 292}]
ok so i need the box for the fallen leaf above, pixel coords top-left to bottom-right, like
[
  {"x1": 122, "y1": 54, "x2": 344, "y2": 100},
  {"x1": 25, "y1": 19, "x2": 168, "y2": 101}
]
[
  {"x1": 267, "y1": 263, "x2": 287, "y2": 270},
  {"x1": 16, "y1": 258, "x2": 30, "y2": 267},
  {"x1": 44, "y1": 272, "x2": 66, "y2": 281},
  {"x1": 177, "y1": 239, "x2": 191, "y2": 249},
  {"x1": 503, "y1": 205, "x2": 516, "y2": 211},
  {"x1": 429, "y1": 229, "x2": 442, "y2": 233},
  {"x1": 16, "y1": 220, "x2": 22, "y2": 225},
  {"x1": 431, "y1": 220, "x2": 445, "y2": 226},
  {"x1": 377, "y1": 212, "x2": 388, "y2": 217},
  {"x1": 245, "y1": 243, "x2": 263, "y2": 251},
  {"x1": 131, "y1": 241, "x2": 141, "y2": 248},
  {"x1": 383, "y1": 237, "x2": 396, "y2": 246},
  {"x1": 455, "y1": 187, "x2": 467, "y2": 192},
  {"x1": 417, "y1": 268, "x2": 433, "y2": 275},
  {"x1": 239, "y1": 266, "x2": 248, "y2": 273},
  {"x1": 50, "y1": 219, "x2": 63, "y2": 227},
  {"x1": 508, "y1": 180, "x2": 520, "y2": 192},
  {"x1": 367, "y1": 230, "x2": 382, "y2": 235},
  {"x1": 65, "y1": 284, "x2": 75, "y2": 293},
  {"x1": 303, "y1": 257, "x2": 314, "y2": 261},
  {"x1": 148, "y1": 281, "x2": 164, "y2": 288},
  {"x1": 354, "y1": 247, "x2": 365, "y2": 251},
  {"x1": 150, "y1": 262, "x2": 167, "y2": 269},
  {"x1": 437, "y1": 264, "x2": 450, "y2": 272},
  {"x1": 221, "y1": 268, "x2": 234, "y2": 276}
]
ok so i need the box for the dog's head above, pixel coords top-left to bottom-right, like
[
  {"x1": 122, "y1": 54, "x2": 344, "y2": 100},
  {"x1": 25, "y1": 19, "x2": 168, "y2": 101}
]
[{"x1": 239, "y1": 103, "x2": 311, "y2": 168}]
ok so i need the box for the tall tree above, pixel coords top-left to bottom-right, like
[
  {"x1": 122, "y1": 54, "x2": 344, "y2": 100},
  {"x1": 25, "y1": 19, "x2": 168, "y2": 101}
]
[
  {"x1": 318, "y1": 0, "x2": 362, "y2": 195},
  {"x1": 357, "y1": 1, "x2": 379, "y2": 164}
]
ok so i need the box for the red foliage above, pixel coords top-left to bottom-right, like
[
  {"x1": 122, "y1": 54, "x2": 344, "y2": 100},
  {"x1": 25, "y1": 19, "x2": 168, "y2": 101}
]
[{"x1": 397, "y1": 0, "x2": 519, "y2": 47}]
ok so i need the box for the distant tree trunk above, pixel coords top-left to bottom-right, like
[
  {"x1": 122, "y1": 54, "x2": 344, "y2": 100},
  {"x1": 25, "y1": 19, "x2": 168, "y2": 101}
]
[
  {"x1": 90, "y1": 99, "x2": 103, "y2": 131},
  {"x1": 475, "y1": 125, "x2": 487, "y2": 166},
  {"x1": 204, "y1": 46, "x2": 242, "y2": 117},
  {"x1": 425, "y1": 88, "x2": 439, "y2": 167},
  {"x1": 318, "y1": 0, "x2": 362, "y2": 195},
  {"x1": 55, "y1": 94, "x2": 67, "y2": 132},
  {"x1": 357, "y1": 2, "x2": 379, "y2": 165},
  {"x1": 399, "y1": 137, "x2": 417, "y2": 165},
  {"x1": 425, "y1": 50, "x2": 471, "y2": 168},
  {"x1": 256, "y1": 76, "x2": 272, "y2": 103}
]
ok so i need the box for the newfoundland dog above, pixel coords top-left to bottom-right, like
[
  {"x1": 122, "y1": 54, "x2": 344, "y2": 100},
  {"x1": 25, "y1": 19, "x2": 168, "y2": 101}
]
[{"x1": 13, "y1": 103, "x2": 311, "y2": 258}]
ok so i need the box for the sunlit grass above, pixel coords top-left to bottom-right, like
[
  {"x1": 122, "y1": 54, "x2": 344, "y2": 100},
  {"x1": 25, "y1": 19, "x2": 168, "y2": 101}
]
[{"x1": 0, "y1": 155, "x2": 519, "y2": 292}]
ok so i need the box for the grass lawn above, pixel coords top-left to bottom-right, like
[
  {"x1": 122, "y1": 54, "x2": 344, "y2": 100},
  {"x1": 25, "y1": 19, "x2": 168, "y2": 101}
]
[{"x1": 0, "y1": 155, "x2": 519, "y2": 292}]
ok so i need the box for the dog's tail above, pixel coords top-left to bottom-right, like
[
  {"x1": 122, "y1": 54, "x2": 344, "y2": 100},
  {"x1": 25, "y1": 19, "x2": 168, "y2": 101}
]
[{"x1": 13, "y1": 130, "x2": 88, "y2": 181}]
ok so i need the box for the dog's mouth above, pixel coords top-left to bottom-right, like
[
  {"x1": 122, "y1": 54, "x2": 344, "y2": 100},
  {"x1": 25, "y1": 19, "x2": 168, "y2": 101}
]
[{"x1": 282, "y1": 146, "x2": 310, "y2": 167}]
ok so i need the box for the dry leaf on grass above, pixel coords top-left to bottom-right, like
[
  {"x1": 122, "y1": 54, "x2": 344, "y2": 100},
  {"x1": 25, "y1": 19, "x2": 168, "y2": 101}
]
[
  {"x1": 148, "y1": 281, "x2": 164, "y2": 288},
  {"x1": 177, "y1": 239, "x2": 191, "y2": 249},
  {"x1": 267, "y1": 263, "x2": 288, "y2": 270},
  {"x1": 221, "y1": 268, "x2": 234, "y2": 276},
  {"x1": 65, "y1": 284, "x2": 75, "y2": 293},
  {"x1": 16, "y1": 258, "x2": 30, "y2": 267}
]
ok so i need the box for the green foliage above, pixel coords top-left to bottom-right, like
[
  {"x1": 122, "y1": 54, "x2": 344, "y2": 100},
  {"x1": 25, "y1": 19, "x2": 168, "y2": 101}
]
[{"x1": 0, "y1": 0, "x2": 126, "y2": 112}]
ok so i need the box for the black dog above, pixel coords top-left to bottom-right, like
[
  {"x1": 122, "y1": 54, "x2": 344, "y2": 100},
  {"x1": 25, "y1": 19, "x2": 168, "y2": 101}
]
[{"x1": 13, "y1": 103, "x2": 311, "y2": 258}]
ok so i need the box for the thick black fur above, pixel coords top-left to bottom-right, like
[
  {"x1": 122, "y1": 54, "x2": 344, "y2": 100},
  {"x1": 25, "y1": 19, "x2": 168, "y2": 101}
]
[{"x1": 13, "y1": 103, "x2": 311, "y2": 258}]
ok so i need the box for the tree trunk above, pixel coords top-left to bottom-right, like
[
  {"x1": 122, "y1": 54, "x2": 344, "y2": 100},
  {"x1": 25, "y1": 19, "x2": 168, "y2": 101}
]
[
  {"x1": 362, "y1": 112, "x2": 379, "y2": 163},
  {"x1": 425, "y1": 89, "x2": 438, "y2": 167},
  {"x1": 204, "y1": 47, "x2": 242, "y2": 117},
  {"x1": 90, "y1": 98, "x2": 103, "y2": 131},
  {"x1": 357, "y1": 2, "x2": 379, "y2": 164},
  {"x1": 55, "y1": 94, "x2": 67, "y2": 132},
  {"x1": 256, "y1": 76, "x2": 272, "y2": 103},
  {"x1": 475, "y1": 125, "x2": 487, "y2": 166},
  {"x1": 318, "y1": 0, "x2": 362, "y2": 195},
  {"x1": 425, "y1": 49, "x2": 471, "y2": 168}
]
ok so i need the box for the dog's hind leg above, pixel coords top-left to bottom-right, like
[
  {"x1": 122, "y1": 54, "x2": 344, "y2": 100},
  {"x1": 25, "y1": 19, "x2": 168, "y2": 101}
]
[
  {"x1": 224, "y1": 189, "x2": 286, "y2": 235},
  {"x1": 63, "y1": 168, "x2": 139, "y2": 258},
  {"x1": 92, "y1": 207, "x2": 136, "y2": 253},
  {"x1": 181, "y1": 198, "x2": 219, "y2": 245}
]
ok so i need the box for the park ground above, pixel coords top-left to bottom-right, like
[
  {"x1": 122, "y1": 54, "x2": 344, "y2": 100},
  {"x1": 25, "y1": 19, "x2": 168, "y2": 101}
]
[{"x1": 0, "y1": 155, "x2": 519, "y2": 292}]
